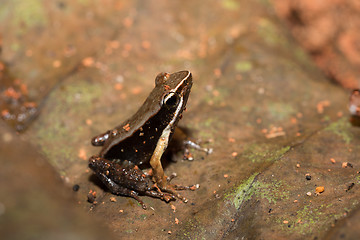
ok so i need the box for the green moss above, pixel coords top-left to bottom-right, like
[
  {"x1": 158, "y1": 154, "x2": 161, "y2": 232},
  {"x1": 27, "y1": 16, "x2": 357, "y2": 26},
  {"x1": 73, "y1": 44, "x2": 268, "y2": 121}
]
[
  {"x1": 321, "y1": 115, "x2": 331, "y2": 122},
  {"x1": 257, "y1": 0, "x2": 271, "y2": 7},
  {"x1": 221, "y1": 0, "x2": 239, "y2": 10},
  {"x1": 235, "y1": 61, "x2": 253, "y2": 73},
  {"x1": 225, "y1": 173, "x2": 290, "y2": 209},
  {"x1": 189, "y1": 117, "x2": 217, "y2": 141},
  {"x1": 224, "y1": 173, "x2": 258, "y2": 209},
  {"x1": 257, "y1": 18, "x2": 285, "y2": 46},
  {"x1": 256, "y1": 180, "x2": 290, "y2": 204},
  {"x1": 178, "y1": 218, "x2": 206, "y2": 240},
  {"x1": 5, "y1": 0, "x2": 47, "y2": 30},
  {"x1": 356, "y1": 175, "x2": 360, "y2": 184},
  {"x1": 267, "y1": 102, "x2": 296, "y2": 121},
  {"x1": 276, "y1": 203, "x2": 337, "y2": 236},
  {"x1": 59, "y1": 170, "x2": 67, "y2": 177},
  {"x1": 35, "y1": 80, "x2": 103, "y2": 169},
  {"x1": 79, "y1": 0, "x2": 91, "y2": 5},
  {"x1": 242, "y1": 143, "x2": 290, "y2": 163},
  {"x1": 202, "y1": 87, "x2": 229, "y2": 106},
  {"x1": 138, "y1": 214, "x2": 147, "y2": 220},
  {"x1": 293, "y1": 204, "x2": 323, "y2": 232},
  {"x1": 63, "y1": 82, "x2": 103, "y2": 106},
  {"x1": 324, "y1": 117, "x2": 353, "y2": 144},
  {"x1": 276, "y1": 198, "x2": 360, "y2": 237},
  {"x1": 10, "y1": 43, "x2": 20, "y2": 52},
  {"x1": 294, "y1": 47, "x2": 311, "y2": 63},
  {"x1": 241, "y1": 105, "x2": 250, "y2": 113},
  {"x1": 202, "y1": 118, "x2": 215, "y2": 128}
]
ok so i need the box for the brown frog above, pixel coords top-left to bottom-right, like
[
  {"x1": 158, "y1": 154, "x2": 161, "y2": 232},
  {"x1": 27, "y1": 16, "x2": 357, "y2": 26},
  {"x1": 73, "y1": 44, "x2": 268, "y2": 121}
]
[{"x1": 89, "y1": 71, "x2": 195, "y2": 209}]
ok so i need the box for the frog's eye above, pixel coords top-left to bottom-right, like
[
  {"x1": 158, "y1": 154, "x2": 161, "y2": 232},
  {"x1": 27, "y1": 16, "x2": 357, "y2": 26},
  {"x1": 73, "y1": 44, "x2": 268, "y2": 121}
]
[{"x1": 163, "y1": 92, "x2": 179, "y2": 107}]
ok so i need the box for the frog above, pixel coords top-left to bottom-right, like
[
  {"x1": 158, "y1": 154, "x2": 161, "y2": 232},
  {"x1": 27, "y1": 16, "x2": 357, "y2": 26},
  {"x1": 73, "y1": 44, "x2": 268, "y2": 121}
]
[{"x1": 89, "y1": 70, "x2": 195, "y2": 209}]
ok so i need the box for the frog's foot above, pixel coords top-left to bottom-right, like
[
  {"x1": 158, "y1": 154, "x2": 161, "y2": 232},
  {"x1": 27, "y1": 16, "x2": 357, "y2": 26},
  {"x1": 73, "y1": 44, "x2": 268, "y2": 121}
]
[
  {"x1": 167, "y1": 173, "x2": 200, "y2": 191},
  {"x1": 129, "y1": 190, "x2": 148, "y2": 209},
  {"x1": 166, "y1": 172, "x2": 178, "y2": 182},
  {"x1": 157, "y1": 179, "x2": 200, "y2": 203},
  {"x1": 183, "y1": 140, "x2": 213, "y2": 161},
  {"x1": 147, "y1": 184, "x2": 176, "y2": 202},
  {"x1": 173, "y1": 184, "x2": 199, "y2": 191},
  {"x1": 160, "y1": 184, "x2": 189, "y2": 203}
]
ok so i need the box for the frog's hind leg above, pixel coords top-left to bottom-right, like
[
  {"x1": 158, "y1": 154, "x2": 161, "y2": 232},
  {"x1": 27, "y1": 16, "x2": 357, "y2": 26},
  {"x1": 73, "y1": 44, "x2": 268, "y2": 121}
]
[
  {"x1": 156, "y1": 180, "x2": 199, "y2": 203},
  {"x1": 89, "y1": 157, "x2": 148, "y2": 209},
  {"x1": 95, "y1": 171, "x2": 148, "y2": 209}
]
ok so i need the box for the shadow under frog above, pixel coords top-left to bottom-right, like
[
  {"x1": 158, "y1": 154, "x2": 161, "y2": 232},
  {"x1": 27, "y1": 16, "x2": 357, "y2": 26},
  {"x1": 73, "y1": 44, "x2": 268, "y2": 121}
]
[{"x1": 88, "y1": 71, "x2": 196, "y2": 209}]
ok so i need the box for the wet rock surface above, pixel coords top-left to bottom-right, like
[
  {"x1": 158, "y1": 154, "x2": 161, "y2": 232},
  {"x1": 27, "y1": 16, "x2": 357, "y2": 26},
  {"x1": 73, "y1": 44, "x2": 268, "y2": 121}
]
[{"x1": 0, "y1": 1, "x2": 359, "y2": 239}]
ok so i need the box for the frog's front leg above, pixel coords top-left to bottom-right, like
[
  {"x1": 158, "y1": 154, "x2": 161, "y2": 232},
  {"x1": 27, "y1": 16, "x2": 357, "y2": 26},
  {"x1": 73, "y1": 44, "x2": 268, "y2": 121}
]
[
  {"x1": 91, "y1": 130, "x2": 112, "y2": 146},
  {"x1": 149, "y1": 140, "x2": 167, "y2": 187},
  {"x1": 149, "y1": 131, "x2": 194, "y2": 202}
]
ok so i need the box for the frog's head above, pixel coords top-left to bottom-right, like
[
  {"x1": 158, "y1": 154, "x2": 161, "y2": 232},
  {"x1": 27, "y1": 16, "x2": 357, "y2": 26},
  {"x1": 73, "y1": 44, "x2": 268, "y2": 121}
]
[
  {"x1": 157, "y1": 71, "x2": 192, "y2": 113},
  {"x1": 154, "y1": 71, "x2": 193, "y2": 128}
]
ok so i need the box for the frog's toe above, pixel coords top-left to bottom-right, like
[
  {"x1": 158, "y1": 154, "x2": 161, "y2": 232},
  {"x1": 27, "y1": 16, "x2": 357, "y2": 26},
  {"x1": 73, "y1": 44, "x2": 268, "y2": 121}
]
[
  {"x1": 162, "y1": 193, "x2": 176, "y2": 202},
  {"x1": 131, "y1": 195, "x2": 147, "y2": 209},
  {"x1": 160, "y1": 184, "x2": 189, "y2": 203},
  {"x1": 174, "y1": 192, "x2": 188, "y2": 203},
  {"x1": 174, "y1": 183, "x2": 200, "y2": 191},
  {"x1": 165, "y1": 174, "x2": 199, "y2": 191},
  {"x1": 129, "y1": 190, "x2": 147, "y2": 209},
  {"x1": 145, "y1": 188, "x2": 176, "y2": 203},
  {"x1": 166, "y1": 172, "x2": 177, "y2": 182}
]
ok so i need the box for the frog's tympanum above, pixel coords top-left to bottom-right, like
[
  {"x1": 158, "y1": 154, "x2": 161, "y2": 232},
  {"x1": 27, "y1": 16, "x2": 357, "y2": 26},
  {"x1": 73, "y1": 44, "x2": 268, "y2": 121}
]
[{"x1": 89, "y1": 71, "x2": 194, "y2": 209}]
